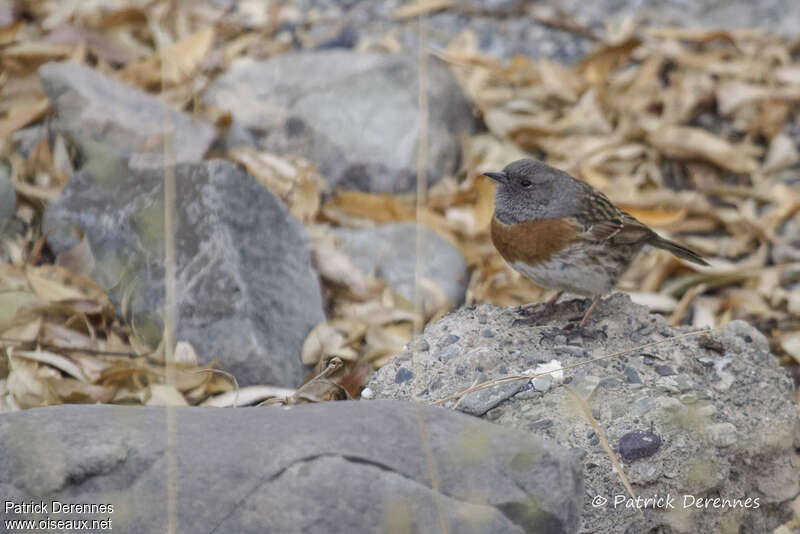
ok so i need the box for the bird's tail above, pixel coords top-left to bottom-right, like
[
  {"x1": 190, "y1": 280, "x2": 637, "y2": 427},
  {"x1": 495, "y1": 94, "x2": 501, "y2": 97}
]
[{"x1": 649, "y1": 236, "x2": 709, "y2": 266}]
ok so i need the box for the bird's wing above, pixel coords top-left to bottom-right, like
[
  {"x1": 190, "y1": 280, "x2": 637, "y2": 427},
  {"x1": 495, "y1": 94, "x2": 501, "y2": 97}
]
[{"x1": 575, "y1": 184, "x2": 654, "y2": 245}]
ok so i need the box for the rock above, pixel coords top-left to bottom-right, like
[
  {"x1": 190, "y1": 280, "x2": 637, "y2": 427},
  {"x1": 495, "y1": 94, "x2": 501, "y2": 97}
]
[
  {"x1": 202, "y1": 51, "x2": 476, "y2": 193},
  {"x1": 0, "y1": 401, "x2": 584, "y2": 534},
  {"x1": 38, "y1": 62, "x2": 215, "y2": 171},
  {"x1": 331, "y1": 222, "x2": 468, "y2": 305},
  {"x1": 618, "y1": 429, "x2": 662, "y2": 461},
  {"x1": 44, "y1": 159, "x2": 324, "y2": 387},
  {"x1": 0, "y1": 160, "x2": 14, "y2": 234},
  {"x1": 367, "y1": 294, "x2": 800, "y2": 533}
]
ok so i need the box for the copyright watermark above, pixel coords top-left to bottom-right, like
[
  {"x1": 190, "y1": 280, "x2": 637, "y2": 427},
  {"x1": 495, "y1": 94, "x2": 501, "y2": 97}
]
[
  {"x1": 3, "y1": 500, "x2": 114, "y2": 530},
  {"x1": 591, "y1": 494, "x2": 760, "y2": 510}
]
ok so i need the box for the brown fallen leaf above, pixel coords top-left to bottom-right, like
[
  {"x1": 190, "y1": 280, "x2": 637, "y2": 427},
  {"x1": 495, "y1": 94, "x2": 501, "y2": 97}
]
[
  {"x1": 321, "y1": 191, "x2": 416, "y2": 224},
  {"x1": 576, "y1": 36, "x2": 641, "y2": 86}
]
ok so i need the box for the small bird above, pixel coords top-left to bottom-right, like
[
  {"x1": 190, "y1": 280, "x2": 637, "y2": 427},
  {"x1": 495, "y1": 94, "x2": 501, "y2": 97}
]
[{"x1": 484, "y1": 158, "x2": 708, "y2": 325}]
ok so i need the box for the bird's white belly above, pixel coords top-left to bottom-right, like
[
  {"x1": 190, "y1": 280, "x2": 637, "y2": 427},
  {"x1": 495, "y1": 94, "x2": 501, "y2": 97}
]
[{"x1": 511, "y1": 250, "x2": 613, "y2": 296}]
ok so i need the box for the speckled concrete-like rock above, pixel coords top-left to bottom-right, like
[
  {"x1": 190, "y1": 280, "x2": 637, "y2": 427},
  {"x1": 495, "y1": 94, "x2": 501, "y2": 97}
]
[{"x1": 367, "y1": 293, "x2": 800, "y2": 534}]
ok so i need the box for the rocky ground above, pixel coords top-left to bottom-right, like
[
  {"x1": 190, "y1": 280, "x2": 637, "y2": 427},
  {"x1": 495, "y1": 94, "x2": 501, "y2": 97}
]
[{"x1": 367, "y1": 294, "x2": 800, "y2": 533}]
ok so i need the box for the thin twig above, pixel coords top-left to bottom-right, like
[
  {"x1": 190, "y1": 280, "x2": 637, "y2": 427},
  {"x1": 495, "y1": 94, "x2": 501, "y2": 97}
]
[
  {"x1": 564, "y1": 385, "x2": 641, "y2": 515},
  {"x1": 432, "y1": 328, "x2": 714, "y2": 406}
]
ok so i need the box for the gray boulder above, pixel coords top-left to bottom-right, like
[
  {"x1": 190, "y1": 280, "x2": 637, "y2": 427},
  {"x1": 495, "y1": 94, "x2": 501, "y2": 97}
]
[
  {"x1": 202, "y1": 51, "x2": 476, "y2": 193},
  {"x1": 367, "y1": 293, "x2": 800, "y2": 533},
  {"x1": 44, "y1": 159, "x2": 324, "y2": 387},
  {"x1": 331, "y1": 222, "x2": 468, "y2": 306},
  {"x1": 39, "y1": 61, "x2": 215, "y2": 171},
  {"x1": 0, "y1": 401, "x2": 584, "y2": 534}
]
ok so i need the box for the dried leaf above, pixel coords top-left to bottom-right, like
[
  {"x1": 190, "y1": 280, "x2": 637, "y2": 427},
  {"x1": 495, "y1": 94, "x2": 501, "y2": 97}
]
[
  {"x1": 618, "y1": 206, "x2": 687, "y2": 228},
  {"x1": 146, "y1": 384, "x2": 188, "y2": 406},
  {"x1": 393, "y1": 0, "x2": 453, "y2": 20},
  {"x1": 0, "y1": 99, "x2": 50, "y2": 139},
  {"x1": 780, "y1": 332, "x2": 800, "y2": 364},
  {"x1": 25, "y1": 265, "x2": 112, "y2": 314},
  {"x1": 0, "y1": 19, "x2": 24, "y2": 45},
  {"x1": 120, "y1": 27, "x2": 215, "y2": 89},
  {"x1": 763, "y1": 133, "x2": 799, "y2": 172},
  {"x1": 322, "y1": 191, "x2": 415, "y2": 224},
  {"x1": 301, "y1": 322, "x2": 346, "y2": 366},
  {"x1": 647, "y1": 126, "x2": 759, "y2": 174},
  {"x1": 311, "y1": 232, "x2": 373, "y2": 299},
  {"x1": 576, "y1": 37, "x2": 641, "y2": 86},
  {"x1": 201, "y1": 385, "x2": 295, "y2": 407},
  {"x1": 14, "y1": 349, "x2": 88, "y2": 382}
]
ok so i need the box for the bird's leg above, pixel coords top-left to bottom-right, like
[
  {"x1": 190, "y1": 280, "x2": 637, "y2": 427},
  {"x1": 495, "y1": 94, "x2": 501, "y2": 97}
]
[
  {"x1": 514, "y1": 291, "x2": 564, "y2": 326},
  {"x1": 579, "y1": 295, "x2": 601, "y2": 326}
]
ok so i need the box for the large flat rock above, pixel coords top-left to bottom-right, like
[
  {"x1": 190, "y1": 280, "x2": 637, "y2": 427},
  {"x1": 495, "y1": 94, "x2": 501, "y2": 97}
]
[
  {"x1": 0, "y1": 401, "x2": 583, "y2": 534},
  {"x1": 44, "y1": 159, "x2": 323, "y2": 387},
  {"x1": 367, "y1": 293, "x2": 800, "y2": 533},
  {"x1": 203, "y1": 51, "x2": 476, "y2": 193}
]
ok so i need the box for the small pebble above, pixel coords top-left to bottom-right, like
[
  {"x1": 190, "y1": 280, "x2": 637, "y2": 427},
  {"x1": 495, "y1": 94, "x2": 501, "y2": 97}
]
[
  {"x1": 619, "y1": 429, "x2": 662, "y2": 461},
  {"x1": 599, "y1": 377, "x2": 621, "y2": 389},
  {"x1": 532, "y1": 376, "x2": 552, "y2": 392},
  {"x1": 394, "y1": 368, "x2": 413, "y2": 383},
  {"x1": 624, "y1": 366, "x2": 643, "y2": 384},
  {"x1": 555, "y1": 345, "x2": 586, "y2": 358},
  {"x1": 530, "y1": 419, "x2": 553, "y2": 430},
  {"x1": 654, "y1": 365, "x2": 676, "y2": 376},
  {"x1": 441, "y1": 334, "x2": 460, "y2": 346}
]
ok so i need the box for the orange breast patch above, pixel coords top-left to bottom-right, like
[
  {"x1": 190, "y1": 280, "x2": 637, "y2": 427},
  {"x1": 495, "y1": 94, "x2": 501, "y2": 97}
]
[{"x1": 490, "y1": 216, "x2": 580, "y2": 265}]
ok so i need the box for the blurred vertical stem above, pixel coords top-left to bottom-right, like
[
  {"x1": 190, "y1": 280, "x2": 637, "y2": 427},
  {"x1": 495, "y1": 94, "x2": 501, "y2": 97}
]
[
  {"x1": 162, "y1": 91, "x2": 179, "y2": 534},
  {"x1": 412, "y1": 15, "x2": 450, "y2": 534},
  {"x1": 412, "y1": 9, "x2": 429, "y2": 383}
]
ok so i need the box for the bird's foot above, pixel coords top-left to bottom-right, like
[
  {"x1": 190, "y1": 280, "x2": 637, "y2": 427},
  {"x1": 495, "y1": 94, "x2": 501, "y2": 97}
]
[
  {"x1": 513, "y1": 301, "x2": 560, "y2": 326},
  {"x1": 514, "y1": 291, "x2": 563, "y2": 322}
]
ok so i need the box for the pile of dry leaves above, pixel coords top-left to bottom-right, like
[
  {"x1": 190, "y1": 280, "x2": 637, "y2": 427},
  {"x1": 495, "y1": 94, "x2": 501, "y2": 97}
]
[{"x1": 0, "y1": 0, "x2": 799, "y2": 411}]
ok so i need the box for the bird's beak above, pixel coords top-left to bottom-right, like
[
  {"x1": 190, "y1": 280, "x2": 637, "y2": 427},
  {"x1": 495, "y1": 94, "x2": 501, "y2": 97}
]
[{"x1": 483, "y1": 171, "x2": 507, "y2": 183}]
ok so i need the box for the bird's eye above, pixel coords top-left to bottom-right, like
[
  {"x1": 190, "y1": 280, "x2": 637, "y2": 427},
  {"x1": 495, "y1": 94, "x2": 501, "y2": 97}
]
[{"x1": 519, "y1": 179, "x2": 532, "y2": 188}]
